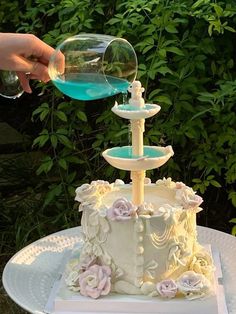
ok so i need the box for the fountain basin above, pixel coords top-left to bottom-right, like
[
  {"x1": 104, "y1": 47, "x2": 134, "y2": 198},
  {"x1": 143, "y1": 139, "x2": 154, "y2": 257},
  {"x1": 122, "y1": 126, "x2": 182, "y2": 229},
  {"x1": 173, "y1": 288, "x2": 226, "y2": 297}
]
[
  {"x1": 112, "y1": 103, "x2": 161, "y2": 119},
  {"x1": 102, "y1": 145, "x2": 174, "y2": 171}
]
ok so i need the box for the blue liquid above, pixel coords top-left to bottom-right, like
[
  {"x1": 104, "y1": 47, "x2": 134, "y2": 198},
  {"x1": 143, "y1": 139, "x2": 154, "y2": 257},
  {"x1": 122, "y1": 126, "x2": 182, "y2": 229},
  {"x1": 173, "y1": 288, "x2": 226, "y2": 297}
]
[
  {"x1": 107, "y1": 147, "x2": 165, "y2": 159},
  {"x1": 52, "y1": 73, "x2": 130, "y2": 101},
  {"x1": 117, "y1": 104, "x2": 155, "y2": 111}
]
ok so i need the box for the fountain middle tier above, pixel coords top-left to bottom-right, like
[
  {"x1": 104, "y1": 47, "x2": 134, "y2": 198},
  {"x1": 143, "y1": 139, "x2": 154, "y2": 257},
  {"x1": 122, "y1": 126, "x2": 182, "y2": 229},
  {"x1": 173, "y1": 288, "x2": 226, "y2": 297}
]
[
  {"x1": 112, "y1": 103, "x2": 161, "y2": 120},
  {"x1": 102, "y1": 145, "x2": 174, "y2": 171}
]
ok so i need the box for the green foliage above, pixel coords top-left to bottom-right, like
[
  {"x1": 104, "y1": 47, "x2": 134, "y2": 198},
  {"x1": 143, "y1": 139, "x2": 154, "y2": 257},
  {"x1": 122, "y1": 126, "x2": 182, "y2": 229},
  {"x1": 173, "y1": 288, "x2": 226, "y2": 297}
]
[
  {"x1": 0, "y1": 0, "x2": 20, "y2": 31},
  {"x1": 0, "y1": 153, "x2": 80, "y2": 255},
  {"x1": 192, "y1": 175, "x2": 221, "y2": 194},
  {"x1": 1, "y1": 0, "x2": 236, "y2": 239}
]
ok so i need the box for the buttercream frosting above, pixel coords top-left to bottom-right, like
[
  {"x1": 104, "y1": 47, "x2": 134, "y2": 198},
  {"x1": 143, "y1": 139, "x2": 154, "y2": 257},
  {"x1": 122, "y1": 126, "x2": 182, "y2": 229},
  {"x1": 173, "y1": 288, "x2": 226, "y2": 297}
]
[{"x1": 64, "y1": 178, "x2": 215, "y2": 301}]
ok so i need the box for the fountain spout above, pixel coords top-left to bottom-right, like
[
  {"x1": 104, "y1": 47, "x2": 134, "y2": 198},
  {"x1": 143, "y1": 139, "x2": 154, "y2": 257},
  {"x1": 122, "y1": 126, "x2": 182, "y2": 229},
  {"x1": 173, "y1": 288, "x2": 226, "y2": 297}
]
[
  {"x1": 128, "y1": 81, "x2": 146, "y2": 205},
  {"x1": 128, "y1": 81, "x2": 145, "y2": 109}
]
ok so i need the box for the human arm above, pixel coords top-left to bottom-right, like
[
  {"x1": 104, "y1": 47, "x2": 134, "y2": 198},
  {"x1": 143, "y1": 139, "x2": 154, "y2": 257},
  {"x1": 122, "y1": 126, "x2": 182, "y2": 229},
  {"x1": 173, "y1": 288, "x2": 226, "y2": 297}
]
[{"x1": 0, "y1": 33, "x2": 55, "y2": 93}]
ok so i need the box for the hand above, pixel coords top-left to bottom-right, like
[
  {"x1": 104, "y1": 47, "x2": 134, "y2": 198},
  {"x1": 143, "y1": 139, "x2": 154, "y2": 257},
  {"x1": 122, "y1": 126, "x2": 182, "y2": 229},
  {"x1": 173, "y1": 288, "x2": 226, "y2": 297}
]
[{"x1": 0, "y1": 33, "x2": 55, "y2": 93}]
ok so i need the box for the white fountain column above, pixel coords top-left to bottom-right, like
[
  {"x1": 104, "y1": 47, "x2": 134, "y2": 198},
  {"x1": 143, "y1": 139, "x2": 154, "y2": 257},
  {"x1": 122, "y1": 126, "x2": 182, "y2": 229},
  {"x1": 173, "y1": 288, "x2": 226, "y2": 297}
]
[{"x1": 128, "y1": 82, "x2": 146, "y2": 206}]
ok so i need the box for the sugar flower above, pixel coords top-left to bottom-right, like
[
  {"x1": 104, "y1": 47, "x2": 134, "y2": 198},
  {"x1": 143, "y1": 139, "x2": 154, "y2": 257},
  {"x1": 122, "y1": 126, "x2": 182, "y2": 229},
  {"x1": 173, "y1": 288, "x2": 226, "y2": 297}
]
[
  {"x1": 137, "y1": 202, "x2": 154, "y2": 216},
  {"x1": 156, "y1": 177, "x2": 176, "y2": 189},
  {"x1": 189, "y1": 250, "x2": 215, "y2": 277},
  {"x1": 79, "y1": 264, "x2": 111, "y2": 299},
  {"x1": 156, "y1": 279, "x2": 178, "y2": 298},
  {"x1": 107, "y1": 198, "x2": 137, "y2": 221},
  {"x1": 65, "y1": 270, "x2": 80, "y2": 292},
  {"x1": 177, "y1": 270, "x2": 211, "y2": 300},
  {"x1": 91, "y1": 180, "x2": 112, "y2": 195},
  {"x1": 75, "y1": 183, "x2": 96, "y2": 203},
  {"x1": 175, "y1": 184, "x2": 203, "y2": 210}
]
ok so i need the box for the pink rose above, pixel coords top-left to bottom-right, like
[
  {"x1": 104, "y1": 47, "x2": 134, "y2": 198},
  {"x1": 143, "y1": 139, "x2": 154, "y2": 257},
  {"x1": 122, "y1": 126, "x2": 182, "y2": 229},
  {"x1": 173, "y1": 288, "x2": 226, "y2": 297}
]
[
  {"x1": 79, "y1": 264, "x2": 111, "y2": 299},
  {"x1": 156, "y1": 279, "x2": 178, "y2": 298},
  {"x1": 107, "y1": 198, "x2": 137, "y2": 221}
]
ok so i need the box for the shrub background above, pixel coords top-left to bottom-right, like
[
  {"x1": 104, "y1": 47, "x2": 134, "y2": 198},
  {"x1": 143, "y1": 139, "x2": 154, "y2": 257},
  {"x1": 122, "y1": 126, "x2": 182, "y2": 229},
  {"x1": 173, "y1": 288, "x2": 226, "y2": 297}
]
[{"x1": 0, "y1": 0, "x2": 236, "y2": 259}]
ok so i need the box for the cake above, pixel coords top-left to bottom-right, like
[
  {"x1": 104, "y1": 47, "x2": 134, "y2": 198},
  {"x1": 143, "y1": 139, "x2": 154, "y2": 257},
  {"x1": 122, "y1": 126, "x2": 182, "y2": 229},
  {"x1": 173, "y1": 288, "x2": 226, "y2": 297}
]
[
  {"x1": 65, "y1": 178, "x2": 215, "y2": 301},
  {"x1": 53, "y1": 81, "x2": 218, "y2": 313}
]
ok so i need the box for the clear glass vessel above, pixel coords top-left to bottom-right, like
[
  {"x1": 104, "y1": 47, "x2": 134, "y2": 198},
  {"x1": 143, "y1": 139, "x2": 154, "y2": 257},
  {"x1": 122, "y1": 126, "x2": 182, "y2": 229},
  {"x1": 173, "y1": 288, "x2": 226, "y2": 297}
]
[
  {"x1": 0, "y1": 70, "x2": 24, "y2": 99},
  {"x1": 48, "y1": 34, "x2": 137, "y2": 101}
]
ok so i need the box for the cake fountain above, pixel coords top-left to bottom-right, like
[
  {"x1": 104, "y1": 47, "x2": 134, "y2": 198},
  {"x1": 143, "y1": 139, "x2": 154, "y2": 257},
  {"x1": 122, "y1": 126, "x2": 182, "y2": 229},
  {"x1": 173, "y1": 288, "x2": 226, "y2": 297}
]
[
  {"x1": 53, "y1": 79, "x2": 217, "y2": 311},
  {"x1": 103, "y1": 80, "x2": 174, "y2": 206},
  {"x1": 46, "y1": 34, "x2": 218, "y2": 314}
]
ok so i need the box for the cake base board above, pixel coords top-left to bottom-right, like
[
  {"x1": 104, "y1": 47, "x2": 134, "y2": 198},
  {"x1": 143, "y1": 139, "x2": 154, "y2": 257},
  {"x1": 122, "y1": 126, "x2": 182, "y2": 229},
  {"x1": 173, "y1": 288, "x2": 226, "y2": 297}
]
[
  {"x1": 45, "y1": 246, "x2": 228, "y2": 314},
  {"x1": 53, "y1": 294, "x2": 218, "y2": 314}
]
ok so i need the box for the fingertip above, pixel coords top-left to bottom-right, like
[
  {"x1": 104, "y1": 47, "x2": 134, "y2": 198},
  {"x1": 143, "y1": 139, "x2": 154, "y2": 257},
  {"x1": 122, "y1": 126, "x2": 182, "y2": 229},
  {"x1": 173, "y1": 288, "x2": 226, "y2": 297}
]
[
  {"x1": 16, "y1": 71, "x2": 32, "y2": 94},
  {"x1": 23, "y1": 85, "x2": 32, "y2": 94},
  {"x1": 26, "y1": 88, "x2": 33, "y2": 94},
  {"x1": 43, "y1": 77, "x2": 50, "y2": 83}
]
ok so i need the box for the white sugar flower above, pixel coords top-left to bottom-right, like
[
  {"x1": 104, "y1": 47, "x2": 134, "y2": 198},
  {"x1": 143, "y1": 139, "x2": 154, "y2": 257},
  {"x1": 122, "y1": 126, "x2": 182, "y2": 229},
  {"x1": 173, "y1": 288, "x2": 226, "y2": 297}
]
[
  {"x1": 137, "y1": 202, "x2": 154, "y2": 216},
  {"x1": 75, "y1": 183, "x2": 97, "y2": 203},
  {"x1": 114, "y1": 179, "x2": 125, "y2": 186},
  {"x1": 156, "y1": 177, "x2": 176, "y2": 189},
  {"x1": 175, "y1": 185, "x2": 203, "y2": 210},
  {"x1": 189, "y1": 250, "x2": 215, "y2": 277},
  {"x1": 65, "y1": 270, "x2": 80, "y2": 292},
  {"x1": 177, "y1": 271, "x2": 211, "y2": 300},
  {"x1": 91, "y1": 180, "x2": 113, "y2": 195}
]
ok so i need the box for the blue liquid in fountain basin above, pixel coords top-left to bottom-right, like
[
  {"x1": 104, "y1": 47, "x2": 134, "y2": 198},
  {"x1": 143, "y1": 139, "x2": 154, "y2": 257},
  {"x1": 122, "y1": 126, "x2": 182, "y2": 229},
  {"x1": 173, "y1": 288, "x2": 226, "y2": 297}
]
[
  {"x1": 117, "y1": 104, "x2": 155, "y2": 111},
  {"x1": 107, "y1": 147, "x2": 165, "y2": 159},
  {"x1": 52, "y1": 73, "x2": 130, "y2": 101}
]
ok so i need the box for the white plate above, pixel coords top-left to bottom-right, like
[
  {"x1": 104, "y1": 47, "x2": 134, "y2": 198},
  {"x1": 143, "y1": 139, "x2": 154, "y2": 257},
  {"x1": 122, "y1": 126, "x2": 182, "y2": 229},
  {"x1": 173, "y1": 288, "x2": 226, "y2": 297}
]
[{"x1": 2, "y1": 226, "x2": 236, "y2": 314}]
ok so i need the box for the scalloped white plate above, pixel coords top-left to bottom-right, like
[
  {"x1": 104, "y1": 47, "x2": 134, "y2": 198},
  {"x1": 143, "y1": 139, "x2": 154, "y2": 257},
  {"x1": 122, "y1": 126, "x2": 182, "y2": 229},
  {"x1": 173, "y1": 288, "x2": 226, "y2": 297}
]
[{"x1": 2, "y1": 226, "x2": 236, "y2": 314}]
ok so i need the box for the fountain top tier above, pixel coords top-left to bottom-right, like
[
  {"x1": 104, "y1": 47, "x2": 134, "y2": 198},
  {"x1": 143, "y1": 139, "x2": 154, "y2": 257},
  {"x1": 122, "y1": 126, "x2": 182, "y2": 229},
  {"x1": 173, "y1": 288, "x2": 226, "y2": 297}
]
[
  {"x1": 102, "y1": 80, "x2": 174, "y2": 205},
  {"x1": 112, "y1": 81, "x2": 161, "y2": 120}
]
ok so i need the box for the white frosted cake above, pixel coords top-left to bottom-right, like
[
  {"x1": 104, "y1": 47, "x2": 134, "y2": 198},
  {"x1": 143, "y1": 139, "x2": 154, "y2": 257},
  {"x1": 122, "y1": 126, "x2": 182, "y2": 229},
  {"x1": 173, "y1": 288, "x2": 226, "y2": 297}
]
[{"x1": 63, "y1": 178, "x2": 215, "y2": 302}]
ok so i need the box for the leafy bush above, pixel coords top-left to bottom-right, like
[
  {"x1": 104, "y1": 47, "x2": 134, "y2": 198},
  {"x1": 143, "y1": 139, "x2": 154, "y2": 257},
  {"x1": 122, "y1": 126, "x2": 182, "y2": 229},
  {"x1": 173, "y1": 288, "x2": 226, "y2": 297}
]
[{"x1": 0, "y1": 0, "x2": 236, "y2": 238}]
